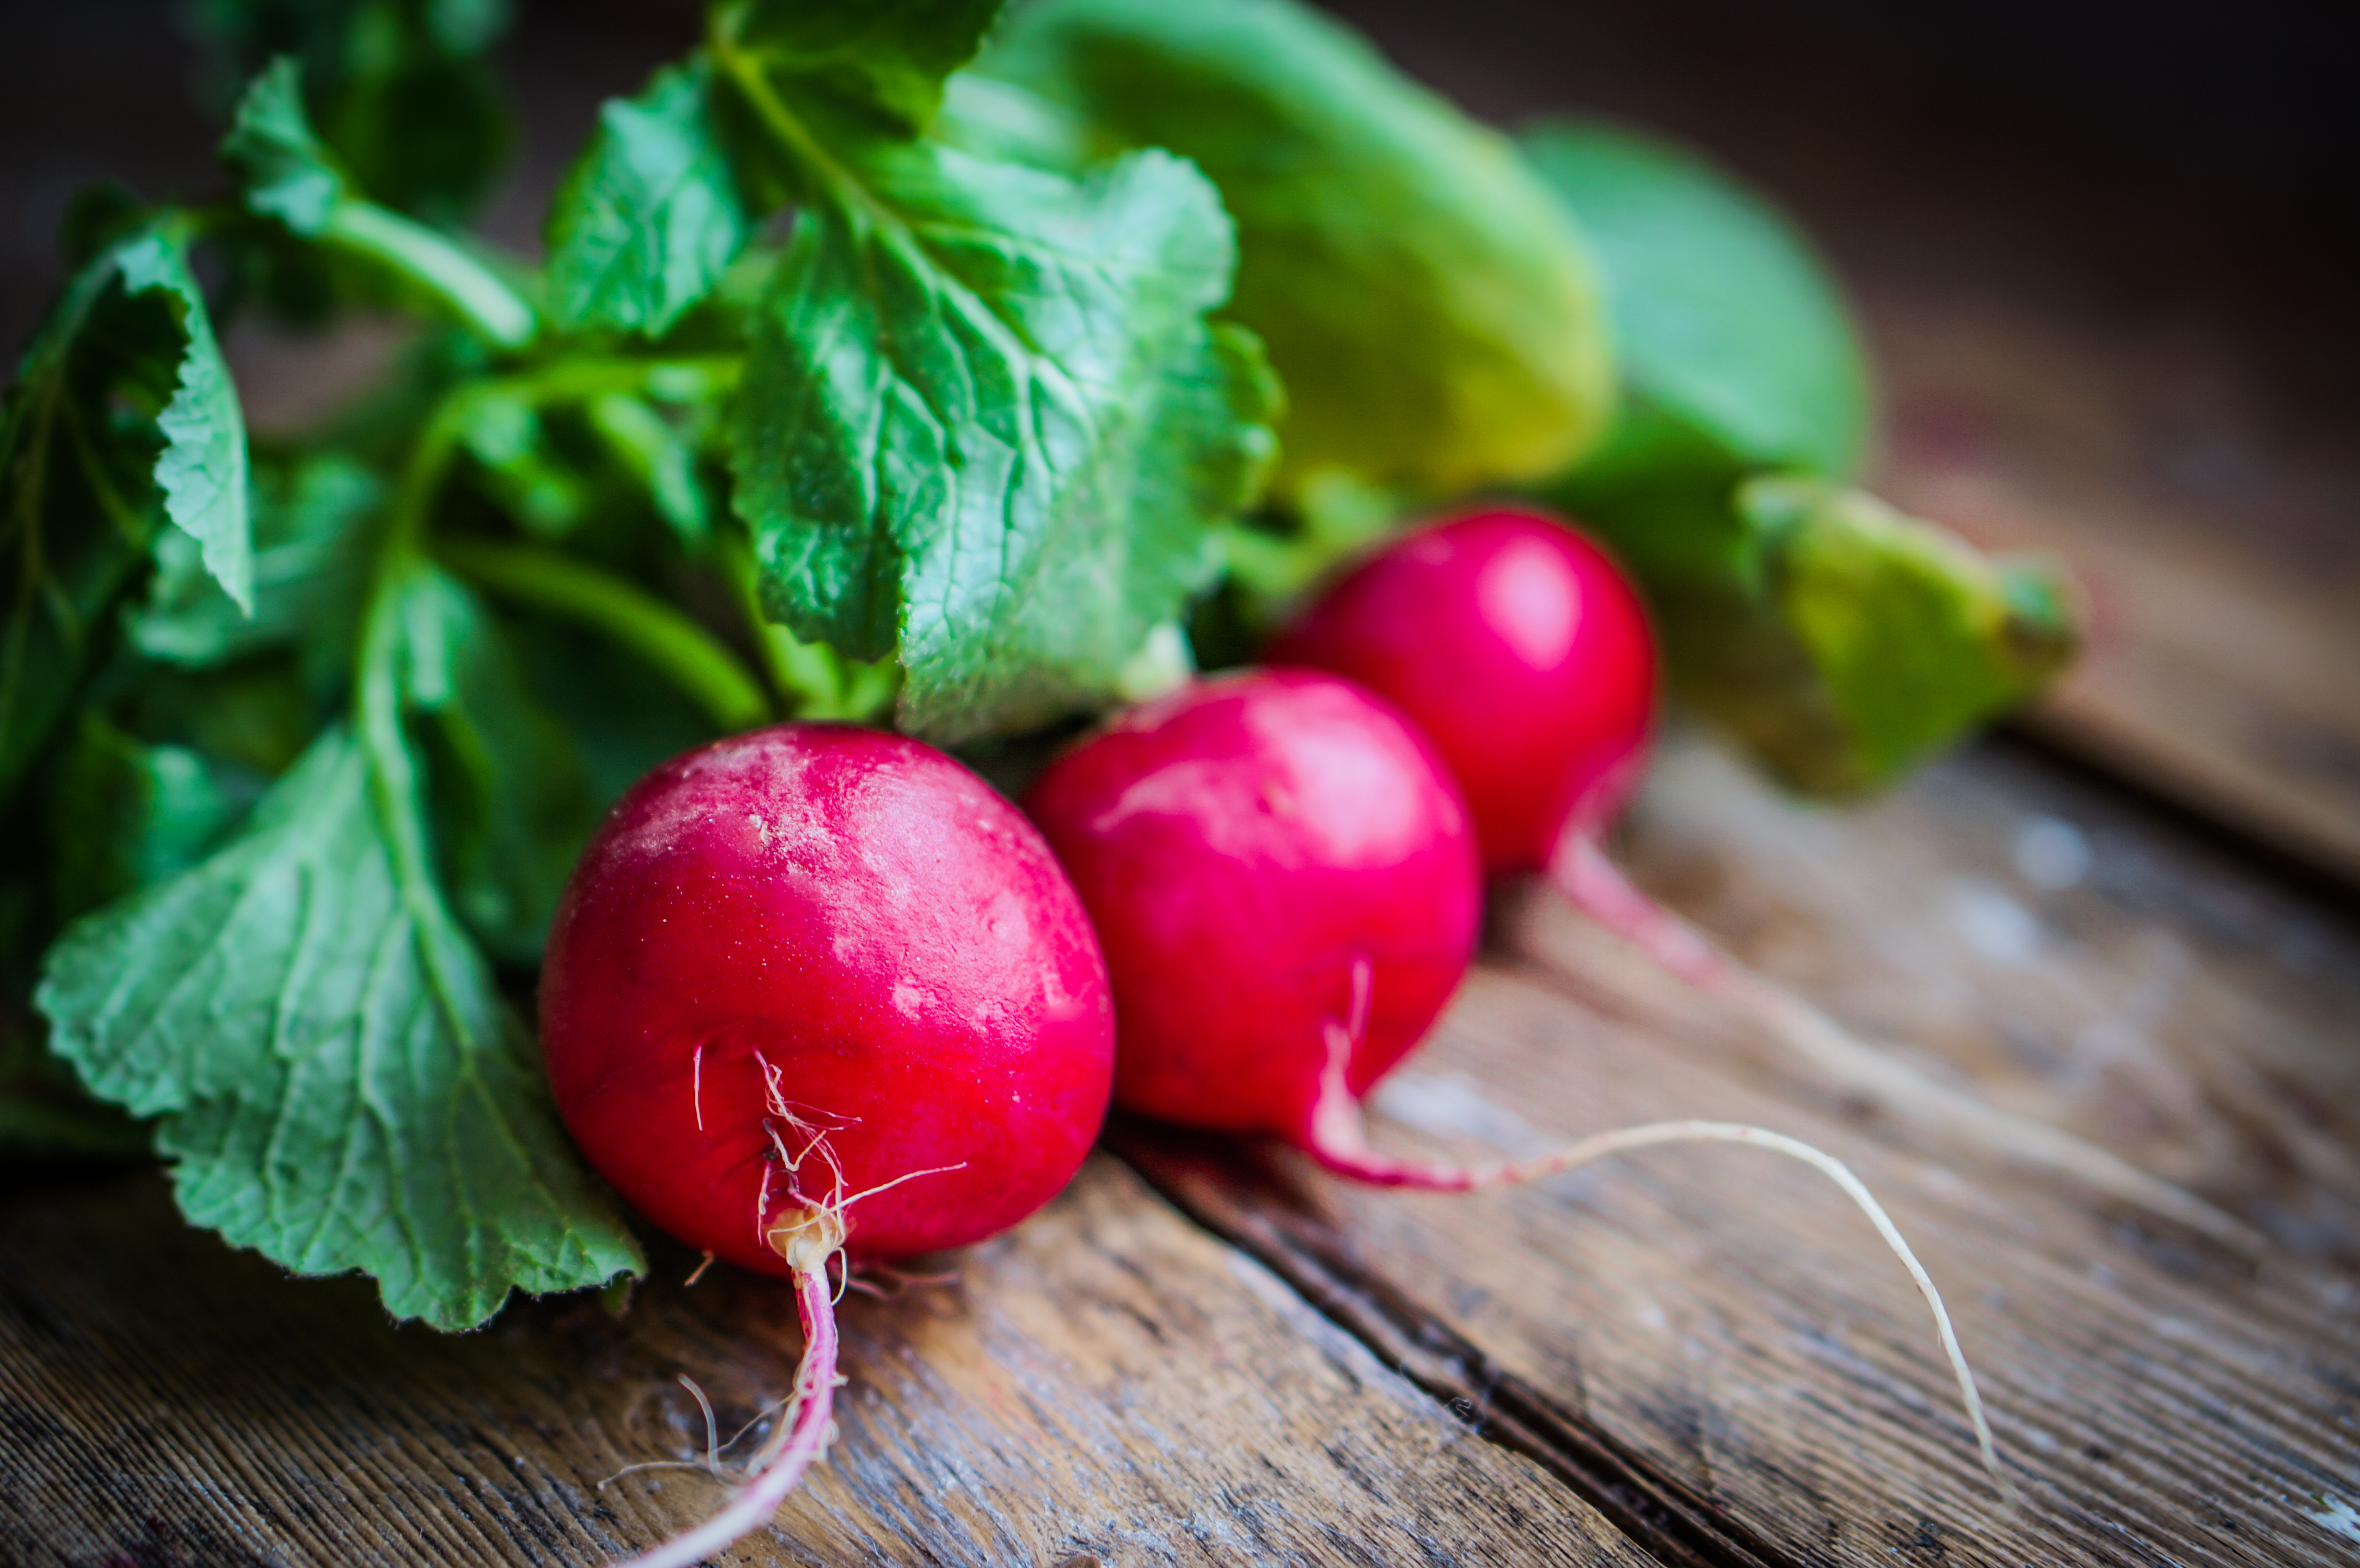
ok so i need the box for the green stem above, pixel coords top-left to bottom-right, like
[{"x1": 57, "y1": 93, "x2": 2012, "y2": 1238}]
[
  {"x1": 320, "y1": 200, "x2": 538, "y2": 350},
  {"x1": 713, "y1": 530, "x2": 898, "y2": 723},
  {"x1": 716, "y1": 528, "x2": 812, "y2": 702},
  {"x1": 435, "y1": 537, "x2": 771, "y2": 732},
  {"x1": 709, "y1": 20, "x2": 894, "y2": 235},
  {"x1": 494, "y1": 355, "x2": 742, "y2": 409},
  {"x1": 353, "y1": 397, "x2": 480, "y2": 1021},
  {"x1": 345, "y1": 349, "x2": 758, "y2": 909}
]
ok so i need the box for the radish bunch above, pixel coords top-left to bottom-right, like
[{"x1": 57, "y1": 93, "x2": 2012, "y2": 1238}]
[
  {"x1": 535, "y1": 512, "x2": 2003, "y2": 1566},
  {"x1": 1024, "y1": 509, "x2": 2004, "y2": 1488}
]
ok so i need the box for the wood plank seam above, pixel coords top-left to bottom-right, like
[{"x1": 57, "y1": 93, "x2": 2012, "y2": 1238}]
[
  {"x1": 1110, "y1": 1130, "x2": 1809, "y2": 1568},
  {"x1": 1992, "y1": 726, "x2": 2360, "y2": 921}
]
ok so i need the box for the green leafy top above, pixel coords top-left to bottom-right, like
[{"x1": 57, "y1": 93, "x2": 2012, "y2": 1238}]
[
  {"x1": 542, "y1": 0, "x2": 1003, "y2": 339},
  {"x1": 543, "y1": 0, "x2": 1279, "y2": 741},
  {"x1": 1564, "y1": 463, "x2": 2081, "y2": 795},
  {"x1": 188, "y1": 0, "x2": 519, "y2": 224},
  {"x1": 1728, "y1": 478, "x2": 2078, "y2": 791},
  {"x1": 543, "y1": 57, "x2": 757, "y2": 338},
  {"x1": 980, "y1": 0, "x2": 1613, "y2": 500},
  {"x1": 1, "y1": 220, "x2": 253, "y2": 801},
  {"x1": 129, "y1": 452, "x2": 378, "y2": 669},
  {"x1": 224, "y1": 57, "x2": 536, "y2": 347},
  {"x1": 221, "y1": 55, "x2": 354, "y2": 234},
  {"x1": 733, "y1": 0, "x2": 1002, "y2": 140},
  {"x1": 731, "y1": 139, "x2": 1276, "y2": 740},
  {"x1": 5, "y1": 0, "x2": 2083, "y2": 1331},
  {"x1": 117, "y1": 231, "x2": 255, "y2": 615},
  {"x1": 37, "y1": 715, "x2": 640, "y2": 1330},
  {"x1": 1523, "y1": 118, "x2": 2077, "y2": 793},
  {"x1": 1522, "y1": 120, "x2": 1869, "y2": 479}
]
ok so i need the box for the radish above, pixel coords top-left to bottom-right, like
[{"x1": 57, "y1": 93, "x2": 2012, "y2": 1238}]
[
  {"x1": 1270, "y1": 507, "x2": 2260, "y2": 1252},
  {"x1": 1025, "y1": 667, "x2": 2007, "y2": 1497},
  {"x1": 540, "y1": 723, "x2": 1115, "y2": 1568},
  {"x1": 1267, "y1": 508, "x2": 1681, "y2": 952},
  {"x1": 1270, "y1": 510, "x2": 1656, "y2": 863},
  {"x1": 1024, "y1": 669, "x2": 1484, "y2": 1142},
  {"x1": 1266, "y1": 506, "x2": 1725, "y2": 972}
]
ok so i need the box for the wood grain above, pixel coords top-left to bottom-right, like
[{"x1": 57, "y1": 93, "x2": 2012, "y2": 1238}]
[
  {"x1": 1524, "y1": 729, "x2": 2360, "y2": 1268},
  {"x1": 1865, "y1": 287, "x2": 2360, "y2": 886},
  {"x1": 1127, "y1": 963, "x2": 2360, "y2": 1568},
  {"x1": 1111, "y1": 724, "x2": 2360, "y2": 1568},
  {"x1": 0, "y1": 1156, "x2": 1651, "y2": 1568}
]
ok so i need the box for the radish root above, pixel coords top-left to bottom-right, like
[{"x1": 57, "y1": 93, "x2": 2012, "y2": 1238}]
[
  {"x1": 615, "y1": 1255, "x2": 843, "y2": 1568},
  {"x1": 619, "y1": 1087, "x2": 974, "y2": 1568},
  {"x1": 1307, "y1": 1022, "x2": 2016, "y2": 1506},
  {"x1": 1545, "y1": 833, "x2": 2264, "y2": 1257}
]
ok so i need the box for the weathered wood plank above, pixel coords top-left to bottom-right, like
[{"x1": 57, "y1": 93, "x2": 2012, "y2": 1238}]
[
  {"x1": 1522, "y1": 729, "x2": 2360, "y2": 1267},
  {"x1": 0, "y1": 1156, "x2": 1653, "y2": 1568},
  {"x1": 1863, "y1": 264, "x2": 2360, "y2": 886},
  {"x1": 1103, "y1": 726, "x2": 2360, "y2": 1566},
  {"x1": 1127, "y1": 962, "x2": 2360, "y2": 1568}
]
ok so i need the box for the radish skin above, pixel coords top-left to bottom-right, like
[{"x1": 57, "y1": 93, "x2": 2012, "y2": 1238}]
[
  {"x1": 1268, "y1": 509, "x2": 1655, "y2": 874},
  {"x1": 1028, "y1": 669, "x2": 2014, "y2": 1503},
  {"x1": 542, "y1": 723, "x2": 1115, "y2": 1561},
  {"x1": 1026, "y1": 671, "x2": 1482, "y2": 1142}
]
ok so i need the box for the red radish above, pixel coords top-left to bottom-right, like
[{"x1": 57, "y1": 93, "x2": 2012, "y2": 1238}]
[
  {"x1": 1268, "y1": 506, "x2": 1720, "y2": 979},
  {"x1": 1271, "y1": 508, "x2": 1655, "y2": 872},
  {"x1": 1026, "y1": 668, "x2": 2006, "y2": 1496},
  {"x1": 541, "y1": 723, "x2": 1114, "y2": 1568},
  {"x1": 1025, "y1": 670, "x2": 1483, "y2": 1144},
  {"x1": 1270, "y1": 506, "x2": 2255, "y2": 1253}
]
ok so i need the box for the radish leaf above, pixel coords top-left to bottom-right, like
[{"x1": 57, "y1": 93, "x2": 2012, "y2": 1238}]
[
  {"x1": 224, "y1": 58, "x2": 536, "y2": 347},
  {"x1": 0, "y1": 221, "x2": 250, "y2": 800},
  {"x1": 1522, "y1": 120, "x2": 1869, "y2": 480},
  {"x1": 46, "y1": 714, "x2": 247, "y2": 925},
  {"x1": 397, "y1": 569, "x2": 600, "y2": 964},
  {"x1": 128, "y1": 453, "x2": 380, "y2": 670},
  {"x1": 982, "y1": 0, "x2": 1612, "y2": 500},
  {"x1": 731, "y1": 142, "x2": 1276, "y2": 742},
  {"x1": 1583, "y1": 469, "x2": 2079, "y2": 794},
  {"x1": 544, "y1": 58, "x2": 758, "y2": 337},
  {"x1": 734, "y1": 0, "x2": 1004, "y2": 142},
  {"x1": 190, "y1": 0, "x2": 517, "y2": 224},
  {"x1": 707, "y1": 0, "x2": 1276, "y2": 742},
  {"x1": 37, "y1": 721, "x2": 642, "y2": 1330},
  {"x1": 116, "y1": 229, "x2": 254, "y2": 616},
  {"x1": 1525, "y1": 122, "x2": 2078, "y2": 793},
  {"x1": 1728, "y1": 478, "x2": 2077, "y2": 792}
]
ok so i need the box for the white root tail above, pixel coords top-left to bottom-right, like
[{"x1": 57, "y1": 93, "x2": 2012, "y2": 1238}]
[
  {"x1": 1306, "y1": 1014, "x2": 2017, "y2": 1506},
  {"x1": 615, "y1": 1081, "x2": 971, "y2": 1568},
  {"x1": 615, "y1": 1258, "x2": 842, "y2": 1568}
]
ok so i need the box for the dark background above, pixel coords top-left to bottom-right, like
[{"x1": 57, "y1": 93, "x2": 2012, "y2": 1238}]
[
  {"x1": 5, "y1": 0, "x2": 2356, "y2": 576},
  {"x1": 7, "y1": 0, "x2": 2355, "y2": 380}
]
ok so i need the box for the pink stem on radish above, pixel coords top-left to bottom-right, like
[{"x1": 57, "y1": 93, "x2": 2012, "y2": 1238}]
[
  {"x1": 1302, "y1": 1026, "x2": 2014, "y2": 1505},
  {"x1": 1545, "y1": 831, "x2": 1724, "y2": 986},
  {"x1": 617, "y1": 1250, "x2": 842, "y2": 1568},
  {"x1": 1544, "y1": 821, "x2": 2265, "y2": 1254}
]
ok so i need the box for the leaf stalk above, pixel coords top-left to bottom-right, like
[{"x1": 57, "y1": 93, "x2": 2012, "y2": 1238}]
[
  {"x1": 435, "y1": 536, "x2": 772, "y2": 732},
  {"x1": 319, "y1": 200, "x2": 539, "y2": 349}
]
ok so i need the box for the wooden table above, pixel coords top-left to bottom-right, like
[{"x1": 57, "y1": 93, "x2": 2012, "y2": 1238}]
[
  {"x1": 9, "y1": 716, "x2": 2357, "y2": 1566},
  {"x1": 7, "y1": 7, "x2": 2360, "y2": 1567}
]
